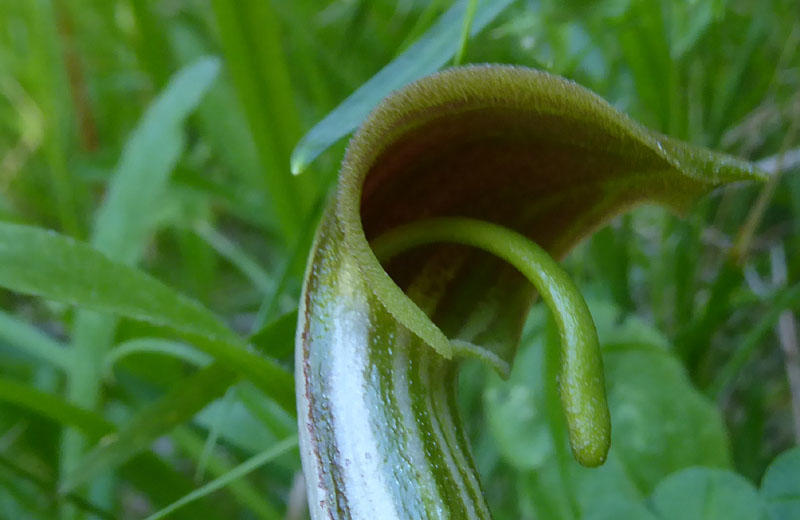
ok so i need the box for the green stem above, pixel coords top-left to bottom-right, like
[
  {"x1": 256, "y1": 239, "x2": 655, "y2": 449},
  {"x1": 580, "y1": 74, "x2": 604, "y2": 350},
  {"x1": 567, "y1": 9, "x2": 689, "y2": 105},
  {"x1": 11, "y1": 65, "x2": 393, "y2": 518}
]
[{"x1": 371, "y1": 217, "x2": 610, "y2": 467}]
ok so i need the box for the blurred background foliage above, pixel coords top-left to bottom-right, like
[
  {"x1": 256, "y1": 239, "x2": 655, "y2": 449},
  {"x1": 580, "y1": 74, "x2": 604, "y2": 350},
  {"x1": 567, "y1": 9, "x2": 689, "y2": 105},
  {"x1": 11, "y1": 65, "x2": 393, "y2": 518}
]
[{"x1": 0, "y1": 0, "x2": 798, "y2": 518}]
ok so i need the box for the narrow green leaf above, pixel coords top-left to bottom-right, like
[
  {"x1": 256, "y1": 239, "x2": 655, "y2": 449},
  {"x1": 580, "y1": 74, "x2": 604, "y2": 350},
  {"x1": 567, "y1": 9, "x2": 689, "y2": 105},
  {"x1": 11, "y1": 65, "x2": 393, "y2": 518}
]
[
  {"x1": 290, "y1": 0, "x2": 515, "y2": 174},
  {"x1": 121, "y1": 452, "x2": 231, "y2": 520},
  {"x1": 618, "y1": 1, "x2": 677, "y2": 133},
  {"x1": 61, "y1": 309, "x2": 297, "y2": 492},
  {"x1": 193, "y1": 221, "x2": 273, "y2": 293},
  {"x1": 128, "y1": 0, "x2": 174, "y2": 87},
  {"x1": 0, "y1": 309, "x2": 71, "y2": 370},
  {"x1": 709, "y1": 281, "x2": 800, "y2": 398},
  {"x1": 194, "y1": 387, "x2": 234, "y2": 481},
  {"x1": 142, "y1": 436, "x2": 298, "y2": 520},
  {"x1": 0, "y1": 223, "x2": 294, "y2": 410},
  {"x1": 64, "y1": 56, "x2": 222, "y2": 478},
  {"x1": 0, "y1": 455, "x2": 114, "y2": 520},
  {"x1": 62, "y1": 363, "x2": 237, "y2": 493},
  {"x1": 91, "y1": 56, "x2": 220, "y2": 264},
  {"x1": 253, "y1": 193, "x2": 328, "y2": 330},
  {"x1": 0, "y1": 222, "x2": 236, "y2": 342},
  {"x1": 453, "y1": 0, "x2": 479, "y2": 66},
  {"x1": 22, "y1": 0, "x2": 81, "y2": 237},
  {"x1": 171, "y1": 427, "x2": 283, "y2": 520},
  {"x1": 104, "y1": 338, "x2": 212, "y2": 376},
  {"x1": 234, "y1": 383, "x2": 297, "y2": 441},
  {"x1": 249, "y1": 309, "x2": 298, "y2": 360},
  {"x1": 589, "y1": 221, "x2": 634, "y2": 312},
  {"x1": 210, "y1": 0, "x2": 306, "y2": 239},
  {"x1": 169, "y1": 23, "x2": 265, "y2": 202},
  {"x1": 0, "y1": 377, "x2": 112, "y2": 441}
]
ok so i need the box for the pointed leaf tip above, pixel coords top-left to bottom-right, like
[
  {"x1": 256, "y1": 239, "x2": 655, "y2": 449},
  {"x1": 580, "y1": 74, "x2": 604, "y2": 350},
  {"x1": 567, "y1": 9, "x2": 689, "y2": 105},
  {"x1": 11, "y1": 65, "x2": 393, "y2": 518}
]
[
  {"x1": 290, "y1": 150, "x2": 306, "y2": 175},
  {"x1": 289, "y1": 0, "x2": 514, "y2": 171}
]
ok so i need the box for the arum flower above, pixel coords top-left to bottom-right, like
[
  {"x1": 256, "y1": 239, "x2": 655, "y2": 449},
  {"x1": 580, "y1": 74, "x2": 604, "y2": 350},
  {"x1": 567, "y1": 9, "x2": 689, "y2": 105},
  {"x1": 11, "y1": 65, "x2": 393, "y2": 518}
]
[{"x1": 296, "y1": 65, "x2": 763, "y2": 519}]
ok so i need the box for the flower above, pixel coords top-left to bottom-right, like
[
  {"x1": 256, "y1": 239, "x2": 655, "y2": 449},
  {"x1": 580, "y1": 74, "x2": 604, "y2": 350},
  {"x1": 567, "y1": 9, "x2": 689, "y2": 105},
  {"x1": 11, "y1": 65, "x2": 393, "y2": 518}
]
[{"x1": 296, "y1": 65, "x2": 763, "y2": 519}]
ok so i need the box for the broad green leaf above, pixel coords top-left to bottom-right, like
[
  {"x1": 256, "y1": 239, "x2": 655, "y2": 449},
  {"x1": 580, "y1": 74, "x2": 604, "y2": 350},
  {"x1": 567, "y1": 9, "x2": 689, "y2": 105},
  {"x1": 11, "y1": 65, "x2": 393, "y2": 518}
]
[
  {"x1": 0, "y1": 377, "x2": 112, "y2": 441},
  {"x1": 290, "y1": 0, "x2": 515, "y2": 174},
  {"x1": 601, "y1": 343, "x2": 730, "y2": 493},
  {"x1": 488, "y1": 332, "x2": 728, "y2": 517},
  {"x1": 650, "y1": 468, "x2": 767, "y2": 520},
  {"x1": 582, "y1": 499, "x2": 658, "y2": 520},
  {"x1": 297, "y1": 65, "x2": 763, "y2": 518},
  {"x1": 484, "y1": 359, "x2": 552, "y2": 470},
  {"x1": 760, "y1": 446, "x2": 800, "y2": 520},
  {"x1": 0, "y1": 223, "x2": 293, "y2": 410}
]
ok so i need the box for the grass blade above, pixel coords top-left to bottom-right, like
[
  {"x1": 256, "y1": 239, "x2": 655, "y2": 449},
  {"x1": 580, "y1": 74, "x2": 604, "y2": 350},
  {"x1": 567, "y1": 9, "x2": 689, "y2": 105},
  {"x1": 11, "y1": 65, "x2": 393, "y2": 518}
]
[
  {"x1": 0, "y1": 309, "x2": 71, "y2": 370},
  {"x1": 0, "y1": 377, "x2": 112, "y2": 441},
  {"x1": 290, "y1": 0, "x2": 514, "y2": 174},
  {"x1": 61, "y1": 308, "x2": 297, "y2": 492},
  {"x1": 249, "y1": 310, "x2": 297, "y2": 360},
  {"x1": 90, "y1": 56, "x2": 220, "y2": 265},
  {"x1": 0, "y1": 455, "x2": 114, "y2": 520},
  {"x1": 210, "y1": 0, "x2": 306, "y2": 240},
  {"x1": 453, "y1": 0, "x2": 478, "y2": 66},
  {"x1": 142, "y1": 436, "x2": 298, "y2": 520},
  {"x1": 62, "y1": 363, "x2": 237, "y2": 493},
  {"x1": 708, "y1": 281, "x2": 800, "y2": 398},
  {"x1": 64, "y1": 55, "x2": 221, "y2": 482},
  {"x1": 193, "y1": 222, "x2": 273, "y2": 293},
  {"x1": 171, "y1": 427, "x2": 283, "y2": 520},
  {"x1": 104, "y1": 338, "x2": 212, "y2": 377},
  {"x1": 23, "y1": 0, "x2": 81, "y2": 237}
]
